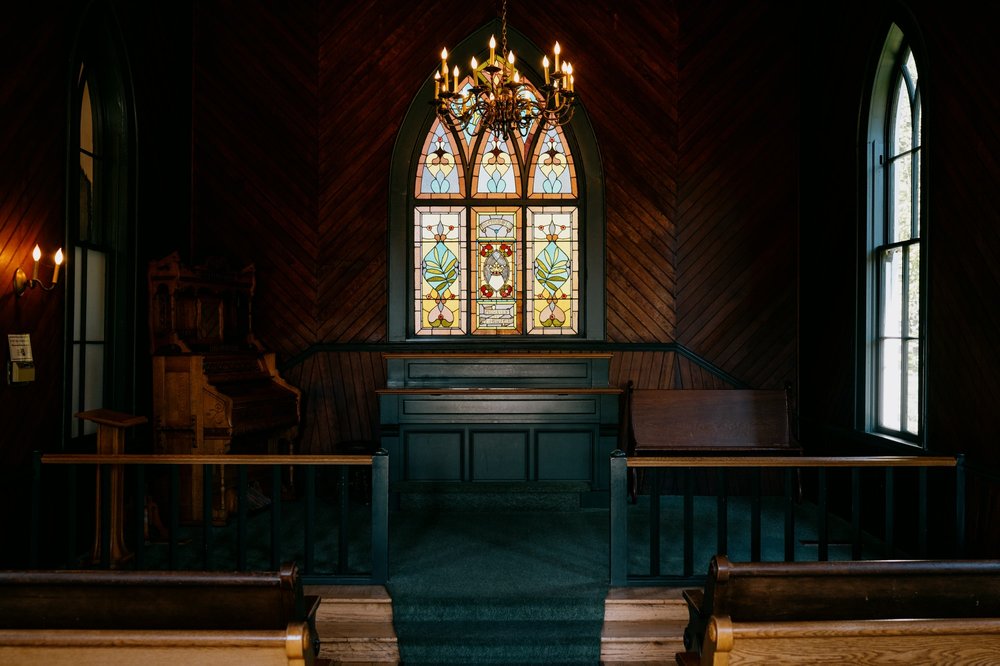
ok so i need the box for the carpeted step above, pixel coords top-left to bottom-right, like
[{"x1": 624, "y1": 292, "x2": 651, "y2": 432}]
[
  {"x1": 395, "y1": 618, "x2": 602, "y2": 664},
  {"x1": 393, "y1": 594, "x2": 604, "y2": 663},
  {"x1": 387, "y1": 505, "x2": 609, "y2": 664},
  {"x1": 392, "y1": 481, "x2": 593, "y2": 512}
]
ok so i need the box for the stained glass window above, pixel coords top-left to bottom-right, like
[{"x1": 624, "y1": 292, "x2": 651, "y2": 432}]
[{"x1": 413, "y1": 89, "x2": 579, "y2": 336}]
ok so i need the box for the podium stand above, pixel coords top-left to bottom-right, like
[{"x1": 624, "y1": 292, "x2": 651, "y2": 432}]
[{"x1": 75, "y1": 409, "x2": 147, "y2": 567}]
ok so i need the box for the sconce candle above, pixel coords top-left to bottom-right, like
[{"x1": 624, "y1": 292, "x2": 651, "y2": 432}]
[
  {"x1": 32, "y1": 245, "x2": 40, "y2": 281},
  {"x1": 53, "y1": 248, "x2": 63, "y2": 284}
]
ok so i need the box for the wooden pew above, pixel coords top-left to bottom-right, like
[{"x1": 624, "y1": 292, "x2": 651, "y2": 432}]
[
  {"x1": 0, "y1": 562, "x2": 320, "y2": 665},
  {"x1": 680, "y1": 555, "x2": 1000, "y2": 661},
  {"x1": 622, "y1": 384, "x2": 799, "y2": 500},
  {"x1": 697, "y1": 616, "x2": 1000, "y2": 665}
]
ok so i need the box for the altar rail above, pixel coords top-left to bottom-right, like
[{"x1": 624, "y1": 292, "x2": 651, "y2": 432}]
[
  {"x1": 29, "y1": 452, "x2": 389, "y2": 585},
  {"x1": 609, "y1": 452, "x2": 966, "y2": 586}
]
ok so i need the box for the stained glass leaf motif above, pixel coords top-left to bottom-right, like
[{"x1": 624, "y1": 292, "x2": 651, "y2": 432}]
[
  {"x1": 426, "y1": 127, "x2": 456, "y2": 194},
  {"x1": 422, "y1": 237, "x2": 459, "y2": 297},
  {"x1": 534, "y1": 240, "x2": 571, "y2": 294}
]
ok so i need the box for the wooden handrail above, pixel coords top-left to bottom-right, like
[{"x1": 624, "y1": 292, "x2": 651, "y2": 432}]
[
  {"x1": 627, "y1": 455, "x2": 958, "y2": 468},
  {"x1": 375, "y1": 387, "x2": 622, "y2": 394},
  {"x1": 40, "y1": 454, "x2": 374, "y2": 466},
  {"x1": 381, "y1": 352, "x2": 613, "y2": 359},
  {"x1": 610, "y1": 451, "x2": 968, "y2": 585}
]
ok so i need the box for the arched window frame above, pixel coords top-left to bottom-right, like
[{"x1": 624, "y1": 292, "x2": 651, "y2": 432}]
[
  {"x1": 63, "y1": 1, "x2": 137, "y2": 447},
  {"x1": 388, "y1": 21, "x2": 605, "y2": 344},
  {"x1": 860, "y1": 19, "x2": 927, "y2": 446}
]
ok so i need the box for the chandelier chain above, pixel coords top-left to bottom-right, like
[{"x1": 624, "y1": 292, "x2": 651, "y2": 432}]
[{"x1": 500, "y1": 0, "x2": 508, "y2": 58}]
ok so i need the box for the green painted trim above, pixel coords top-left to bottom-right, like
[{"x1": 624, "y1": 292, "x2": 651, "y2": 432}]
[{"x1": 279, "y1": 340, "x2": 747, "y2": 388}]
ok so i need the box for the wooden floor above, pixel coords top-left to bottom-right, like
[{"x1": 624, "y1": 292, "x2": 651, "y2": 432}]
[
  {"x1": 305, "y1": 584, "x2": 400, "y2": 665},
  {"x1": 307, "y1": 585, "x2": 689, "y2": 665},
  {"x1": 600, "y1": 586, "x2": 689, "y2": 665}
]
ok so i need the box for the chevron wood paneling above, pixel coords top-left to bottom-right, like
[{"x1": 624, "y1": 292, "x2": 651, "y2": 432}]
[
  {"x1": 0, "y1": 5, "x2": 75, "y2": 560},
  {"x1": 191, "y1": 1, "x2": 320, "y2": 361},
  {"x1": 674, "y1": 1, "x2": 798, "y2": 390},
  {"x1": 189, "y1": 1, "x2": 797, "y2": 454},
  {"x1": 282, "y1": 351, "x2": 386, "y2": 452}
]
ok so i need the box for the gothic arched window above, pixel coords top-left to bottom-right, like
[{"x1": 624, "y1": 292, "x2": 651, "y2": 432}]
[{"x1": 388, "y1": 23, "x2": 604, "y2": 343}]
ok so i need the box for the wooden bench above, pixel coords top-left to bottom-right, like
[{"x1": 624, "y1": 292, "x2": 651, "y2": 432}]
[
  {"x1": 680, "y1": 554, "x2": 1000, "y2": 661},
  {"x1": 0, "y1": 562, "x2": 320, "y2": 665},
  {"x1": 692, "y1": 616, "x2": 1000, "y2": 665},
  {"x1": 622, "y1": 384, "x2": 799, "y2": 500}
]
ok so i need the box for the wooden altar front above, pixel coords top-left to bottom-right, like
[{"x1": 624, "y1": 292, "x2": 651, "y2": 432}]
[{"x1": 376, "y1": 353, "x2": 621, "y2": 506}]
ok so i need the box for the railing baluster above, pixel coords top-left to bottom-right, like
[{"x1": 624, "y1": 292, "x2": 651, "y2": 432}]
[
  {"x1": 784, "y1": 468, "x2": 795, "y2": 562},
  {"x1": 818, "y1": 468, "x2": 828, "y2": 562},
  {"x1": 338, "y1": 463, "x2": 350, "y2": 574},
  {"x1": 202, "y1": 463, "x2": 213, "y2": 570},
  {"x1": 716, "y1": 468, "x2": 728, "y2": 557},
  {"x1": 169, "y1": 465, "x2": 180, "y2": 570},
  {"x1": 885, "y1": 467, "x2": 895, "y2": 558},
  {"x1": 237, "y1": 464, "x2": 248, "y2": 571},
  {"x1": 650, "y1": 471, "x2": 661, "y2": 578},
  {"x1": 99, "y1": 463, "x2": 112, "y2": 568},
  {"x1": 271, "y1": 464, "x2": 282, "y2": 570},
  {"x1": 67, "y1": 465, "x2": 78, "y2": 568},
  {"x1": 683, "y1": 470, "x2": 694, "y2": 577},
  {"x1": 305, "y1": 465, "x2": 316, "y2": 575},
  {"x1": 955, "y1": 454, "x2": 966, "y2": 557},
  {"x1": 30, "y1": 451, "x2": 41, "y2": 568},
  {"x1": 372, "y1": 450, "x2": 390, "y2": 585},
  {"x1": 609, "y1": 451, "x2": 628, "y2": 587},
  {"x1": 851, "y1": 468, "x2": 862, "y2": 560},
  {"x1": 133, "y1": 465, "x2": 146, "y2": 569},
  {"x1": 918, "y1": 467, "x2": 928, "y2": 556},
  {"x1": 750, "y1": 469, "x2": 761, "y2": 562}
]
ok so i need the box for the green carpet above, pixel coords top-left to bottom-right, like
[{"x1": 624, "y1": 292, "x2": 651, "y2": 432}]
[{"x1": 386, "y1": 499, "x2": 609, "y2": 665}]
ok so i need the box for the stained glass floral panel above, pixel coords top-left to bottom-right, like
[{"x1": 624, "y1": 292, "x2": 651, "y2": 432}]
[
  {"x1": 528, "y1": 127, "x2": 575, "y2": 198},
  {"x1": 472, "y1": 132, "x2": 521, "y2": 198},
  {"x1": 416, "y1": 118, "x2": 464, "y2": 198},
  {"x1": 526, "y1": 207, "x2": 578, "y2": 334},
  {"x1": 471, "y1": 207, "x2": 521, "y2": 334},
  {"x1": 414, "y1": 207, "x2": 467, "y2": 335}
]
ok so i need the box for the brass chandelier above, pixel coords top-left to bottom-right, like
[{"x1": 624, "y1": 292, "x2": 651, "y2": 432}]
[{"x1": 433, "y1": 0, "x2": 576, "y2": 141}]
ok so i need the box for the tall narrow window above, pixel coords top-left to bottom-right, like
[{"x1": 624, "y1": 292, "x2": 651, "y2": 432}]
[
  {"x1": 65, "y1": 5, "x2": 136, "y2": 448},
  {"x1": 389, "y1": 23, "x2": 604, "y2": 343},
  {"x1": 864, "y1": 24, "x2": 924, "y2": 442}
]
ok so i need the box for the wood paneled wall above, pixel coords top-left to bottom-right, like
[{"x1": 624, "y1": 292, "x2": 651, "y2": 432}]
[
  {"x1": 799, "y1": 2, "x2": 1000, "y2": 552},
  {"x1": 6, "y1": 1, "x2": 1000, "y2": 557},
  {"x1": 189, "y1": 0, "x2": 799, "y2": 453}
]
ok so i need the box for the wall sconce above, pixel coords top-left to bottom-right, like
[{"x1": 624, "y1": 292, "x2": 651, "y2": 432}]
[{"x1": 13, "y1": 245, "x2": 63, "y2": 297}]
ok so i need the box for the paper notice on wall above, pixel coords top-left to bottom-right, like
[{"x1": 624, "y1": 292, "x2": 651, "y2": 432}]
[{"x1": 7, "y1": 334, "x2": 33, "y2": 363}]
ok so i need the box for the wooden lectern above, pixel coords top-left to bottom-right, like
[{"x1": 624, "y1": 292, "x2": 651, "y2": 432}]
[{"x1": 76, "y1": 409, "x2": 147, "y2": 567}]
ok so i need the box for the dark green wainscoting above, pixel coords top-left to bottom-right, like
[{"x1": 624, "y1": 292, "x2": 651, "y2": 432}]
[{"x1": 377, "y1": 353, "x2": 621, "y2": 507}]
